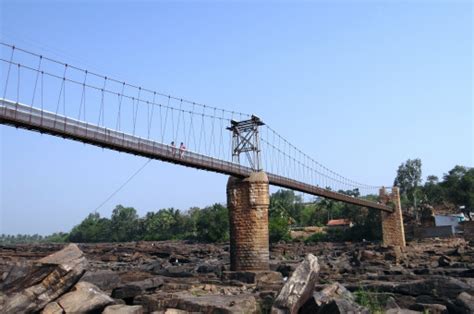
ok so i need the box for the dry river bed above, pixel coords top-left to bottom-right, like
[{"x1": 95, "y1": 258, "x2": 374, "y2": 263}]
[{"x1": 0, "y1": 238, "x2": 473, "y2": 313}]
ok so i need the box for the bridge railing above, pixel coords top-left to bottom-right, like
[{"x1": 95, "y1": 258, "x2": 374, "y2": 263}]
[{"x1": 1, "y1": 99, "x2": 392, "y2": 211}]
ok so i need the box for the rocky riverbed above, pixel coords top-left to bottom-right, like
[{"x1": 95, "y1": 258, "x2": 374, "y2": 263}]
[{"x1": 0, "y1": 238, "x2": 473, "y2": 313}]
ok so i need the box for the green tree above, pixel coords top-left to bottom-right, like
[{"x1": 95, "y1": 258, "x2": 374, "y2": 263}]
[
  {"x1": 394, "y1": 158, "x2": 422, "y2": 211},
  {"x1": 300, "y1": 203, "x2": 322, "y2": 226},
  {"x1": 269, "y1": 216, "x2": 291, "y2": 242},
  {"x1": 422, "y1": 175, "x2": 443, "y2": 205},
  {"x1": 142, "y1": 208, "x2": 189, "y2": 240},
  {"x1": 270, "y1": 190, "x2": 304, "y2": 225},
  {"x1": 195, "y1": 204, "x2": 229, "y2": 242},
  {"x1": 68, "y1": 212, "x2": 111, "y2": 242},
  {"x1": 442, "y1": 166, "x2": 474, "y2": 220},
  {"x1": 268, "y1": 190, "x2": 296, "y2": 242},
  {"x1": 110, "y1": 205, "x2": 139, "y2": 242}
]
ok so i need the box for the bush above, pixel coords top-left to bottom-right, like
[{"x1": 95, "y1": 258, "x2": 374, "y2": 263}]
[
  {"x1": 304, "y1": 232, "x2": 327, "y2": 244},
  {"x1": 269, "y1": 216, "x2": 291, "y2": 242}
]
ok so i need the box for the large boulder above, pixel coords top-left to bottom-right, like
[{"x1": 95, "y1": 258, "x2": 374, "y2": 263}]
[
  {"x1": 56, "y1": 281, "x2": 114, "y2": 313},
  {"x1": 1, "y1": 244, "x2": 88, "y2": 313},
  {"x1": 271, "y1": 254, "x2": 320, "y2": 314}
]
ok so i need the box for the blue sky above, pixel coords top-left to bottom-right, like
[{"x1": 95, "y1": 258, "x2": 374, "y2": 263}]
[{"x1": 1, "y1": 0, "x2": 472, "y2": 235}]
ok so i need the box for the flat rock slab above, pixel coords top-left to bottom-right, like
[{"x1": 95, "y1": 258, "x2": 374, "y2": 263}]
[
  {"x1": 57, "y1": 281, "x2": 114, "y2": 313},
  {"x1": 103, "y1": 304, "x2": 144, "y2": 314},
  {"x1": 222, "y1": 270, "x2": 283, "y2": 284},
  {"x1": 345, "y1": 276, "x2": 474, "y2": 299},
  {"x1": 1, "y1": 244, "x2": 87, "y2": 313},
  {"x1": 112, "y1": 277, "x2": 164, "y2": 299},
  {"x1": 135, "y1": 291, "x2": 258, "y2": 313},
  {"x1": 80, "y1": 269, "x2": 122, "y2": 292}
]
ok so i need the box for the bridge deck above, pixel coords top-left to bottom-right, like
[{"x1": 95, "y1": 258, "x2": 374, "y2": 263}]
[{"x1": 0, "y1": 99, "x2": 392, "y2": 212}]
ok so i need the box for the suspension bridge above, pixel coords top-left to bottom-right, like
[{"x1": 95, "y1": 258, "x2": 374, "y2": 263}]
[
  {"x1": 0, "y1": 42, "x2": 391, "y2": 211},
  {"x1": 1, "y1": 43, "x2": 406, "y2": 269}
]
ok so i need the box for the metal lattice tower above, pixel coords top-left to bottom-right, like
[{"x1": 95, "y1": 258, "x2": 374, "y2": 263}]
[{"x1": 227, "y1": 115, "x2": 265, "y2": 171}]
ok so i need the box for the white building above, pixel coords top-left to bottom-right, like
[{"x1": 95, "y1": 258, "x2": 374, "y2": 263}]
[{"x1": 434, "y1": 214, "x2": 466, "y2": 234}]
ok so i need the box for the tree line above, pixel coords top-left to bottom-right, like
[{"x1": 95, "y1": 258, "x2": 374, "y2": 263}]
[
  {"x1": 393, "y1": 160, "x2": 473, "y2": 219},
  {"x1": 1, "y1": 161, "x2": 471, "y2": 245},
  {"x1": 0, "y1": 190, "x2": 381, "y2": 244}
]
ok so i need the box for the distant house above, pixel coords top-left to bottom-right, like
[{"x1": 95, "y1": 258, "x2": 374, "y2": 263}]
[{"x1": 327, "y1": 219, "x2": 353, "y2": 229}]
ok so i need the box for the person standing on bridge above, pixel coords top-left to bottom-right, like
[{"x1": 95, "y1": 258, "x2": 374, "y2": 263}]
[
  {"x1": 179, "y1": 142, "x2": 186, "y2": 158},
  {"x1": 170, "y1": 141, "x2": 176, "y2": 156}
]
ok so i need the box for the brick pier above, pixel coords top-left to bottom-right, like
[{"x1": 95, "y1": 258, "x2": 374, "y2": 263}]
[
  {"x1": 379, "y1": 187, "x2": 406, "y2": 247},
  {"x1": 227, "y1": 171, "x2": 270, "y2": 271}
]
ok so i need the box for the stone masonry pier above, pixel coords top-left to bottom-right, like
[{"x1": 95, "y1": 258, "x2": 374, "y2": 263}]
[
  {"x1": 379, "y1": 187, "x2": 406, "y2": 247},
  {"x1": 227, "y1": 171, "x2": 270, "y2": 271}
]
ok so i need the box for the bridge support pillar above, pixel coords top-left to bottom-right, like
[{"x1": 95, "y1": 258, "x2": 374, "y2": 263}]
[
  {"x1": 379, "y1": 187, "x2": 406, "y2": 247},
  {"x1": 227, "y1": 171, "x2": 269, "y2": 271}
]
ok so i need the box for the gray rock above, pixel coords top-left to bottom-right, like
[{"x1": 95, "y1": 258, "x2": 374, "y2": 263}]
[
  {"x1": 1, "y1": 244, "x2": 88, "y2": 313},
  {"x1": 222, "y1": 270, "x2": 259, "y2": 283},
  {"x1": 103, "y1": 304, "x2": 144, "y2": 314},
  {"x1": 272, "y1": 254, "x2": 320, "y2": 314},
  {"x1": 134, "y1": 291, "x2": 258, "y2": 313},
  {"x1": 80, "y1": 269, "x2": 121, "y2": 291},
  {"x1": 41, "y1": 302, "x2": 64, "y2": 314},
  {"x1": 300, "y1": 283, "x2": 368, "y2": 314},
  {"x1": 384, "y1": 296, "x2": 400, "y2": 310},
  {"x1": 312, "y1": 282, "x2": 354, "y2": 306},
  {"x1": 317, "y1": 298, "x2": 370, "y2": 314},
  {"x1": 156, "y1": 265, "x2": 193, "y2": 277},
  {"x1": 221, "y1": 270, "x2": 282, "y2": 286},
  {"x1": 196, "y1": 263, "x2": 221, "y2": 274},
  {"x1": 456, "y1": 292, "x2": 474, "y2": 314},
  {"x1": 385, "y1": 309, "x2": 421, "y2": 314},
  {"x1": 410, "y1": 303, "x2": 448, "y2": 314},
  {"x1": 345, "y1": 276, "x2": 474, "y2": 302},
  {"x1": 112, "y1": 277, "x2": 164, "y2": 300},
  {"x1": 163, "y1": 309, "x2": 189, "y2": 314},
  {"x1": 256, "y1": 271, "x2": 284, "y2": 291},
  {"x1": 275, "y1": 263, "x2": 297, "y2": 277},
  {"x1": 395, "y1": 276, "x2": 472, "y2": 299},
  {"x1": 57, "y1": 281, "x2": 114, "y2": 313},
  {"x1": 0, "y1": 261, "x2": 37, "y2": 290},
  {"x1": 438, "y1": 255, "x2": 452, "y2": 267}
]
